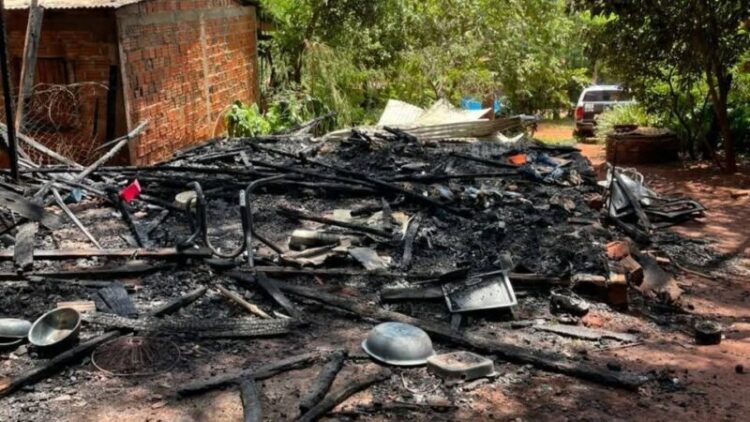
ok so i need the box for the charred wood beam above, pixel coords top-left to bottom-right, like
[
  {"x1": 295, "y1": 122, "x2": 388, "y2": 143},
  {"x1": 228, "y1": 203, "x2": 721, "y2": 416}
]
[
  {"x1": 298, "y1": 368, "x2": 392, "y2": 422},
  {"x1": 225, "y1": 272, "x2": 299, "y2": 314},
  {"x1": 608, "y1": 216, "x2": 651, "y2": 245},
  {"x1": 0, "y1": 188, "x2": 63, "y2": 229},
  {"x1": 449, "y1": 152, "x2": 518, "y2": 169},
  {"x1": 51, "y1": 188, "x2": 102, "y2": 249},
  {"x1": 388, "y1": 171, "x2": 520, "y2": 183},
  {"x1": 217, "y1": 284, "x2": 272, "y2": 319},
  {"x1": 0, "y1": 0, "x2": 20, "y2": 181},
  {"x1": 255, "y1": 272, "x2": 302, "y2": 319},
  {"x1": 277, "y1": 206, "x2": 392, "y2": 238},
  {"x1": 13, "y1": 222, "x2": 37, "y2": 271},
  {"x1": 240, "y1": 378, "x2": 263, "y2": 422},
  {"x1": 85, "y1": 313, "x2": 295, "y2": 338},
  {"x1": 0, "y1": 247, "x2": 211, "y2": 261},
  {"x1": 177, "y1": 351, "x2": 323, "y2": 397},
  {"x1": 0, "y1": 263, "x2": 173, "y2": 281},
  {"x1": 248, "y1": 159, "x2": 373, "y2": 187},
  {"x1": 320, "y1": 164, "x2": 467, "y2": 217},
  {"x1": 108, "y1": 189, "x2": 147, "y2": 247},
  {"x1": 400, "y1": 213, "x2": 421, "y2": 270},
  {"x1": 298, "y1": 350, "x2": 347, "y2": 414},
  {"x1": 230, "y1": 266, "x2": 405, "y2": 278},
  {"x1": 151, "y1": 286, "x2": 207, "y2": 317},
  {"x1": 14, "y1": 0, "x2": 43, "y2": 132}
]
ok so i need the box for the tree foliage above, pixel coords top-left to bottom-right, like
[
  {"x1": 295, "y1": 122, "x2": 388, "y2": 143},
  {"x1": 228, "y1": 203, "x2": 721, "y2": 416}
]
[
  {"x1": 575, "y1": 0, "x2": 750, "y2": 171},
  {"x1": 258, "y1": 0, "x2": 592, "y2": 125}
]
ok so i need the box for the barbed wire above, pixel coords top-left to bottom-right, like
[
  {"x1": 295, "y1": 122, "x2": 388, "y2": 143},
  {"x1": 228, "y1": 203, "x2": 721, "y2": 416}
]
[{"x1": 13, "y1": 82, "x2": 110, "y2": 165}]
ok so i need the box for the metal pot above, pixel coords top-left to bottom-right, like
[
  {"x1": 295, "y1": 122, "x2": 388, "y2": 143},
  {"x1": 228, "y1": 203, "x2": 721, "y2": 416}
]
[
  {"x1": 28, "y1": 308, "x2": 81, "y2": 348},
  {"x1": 0, "y1": 318, "x2": 32, "y2": 339},
  {"x1": 362, "y1": 322, "x2": 434, "y2": 366}
]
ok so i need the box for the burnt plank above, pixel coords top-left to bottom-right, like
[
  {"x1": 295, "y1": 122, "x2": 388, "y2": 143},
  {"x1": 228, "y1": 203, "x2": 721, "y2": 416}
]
[
  {"x1": 97, "y1": 283, "x2": 138, "y2": 318},
  {"x1": 13, "y1": 222, "x2": 37, "y2": 271},
  {"x1": 0, "y1": 189, "x2": 63, "y2": 229},
  {"x1": 298, "y1": 350, "x2": 347, "y2": 413},
  {"x1": 240, "y1": 378, "x2": 262, "y2": 422}
]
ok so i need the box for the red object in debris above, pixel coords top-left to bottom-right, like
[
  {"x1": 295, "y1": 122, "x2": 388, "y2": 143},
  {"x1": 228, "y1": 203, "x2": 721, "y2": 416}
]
[
  {"x1": 508, "y1": 153, "x2": 527, "y2": 166},
  {"x1": 606, "y1": 240, "x2": 630, "y2": 261},
  {"x1": 120, "y1": 179, "x2": 142, "y2": 202},
  {"x1": 574, "y1": 106, "x2": 584, "y2": 121}
]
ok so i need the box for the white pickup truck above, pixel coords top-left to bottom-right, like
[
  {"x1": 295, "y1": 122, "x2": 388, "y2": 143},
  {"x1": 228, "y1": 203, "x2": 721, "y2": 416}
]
[{"x1": 573, "y1": 85, "x2": 634, "y2": 137}]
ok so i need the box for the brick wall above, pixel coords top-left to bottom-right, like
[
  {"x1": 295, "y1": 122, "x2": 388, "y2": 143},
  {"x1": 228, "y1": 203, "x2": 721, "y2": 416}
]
[{"x1": 116, "y1": 0, "x2": 258, "y2": 164}]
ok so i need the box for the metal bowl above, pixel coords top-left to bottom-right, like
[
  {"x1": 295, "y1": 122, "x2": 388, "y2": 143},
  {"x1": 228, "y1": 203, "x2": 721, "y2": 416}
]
[
  {"x1": 0, "y1": 318, "x2": 32, "y2": 339},
  {"x1": 0, "y1": 337, "x2": 24, "y2": 351},
  {"x1": 28, "y1": 308, "x2": 81, "y2": 348},
  {"x1": 362, "y1": 322, "x2": 434, "y2": 366}
]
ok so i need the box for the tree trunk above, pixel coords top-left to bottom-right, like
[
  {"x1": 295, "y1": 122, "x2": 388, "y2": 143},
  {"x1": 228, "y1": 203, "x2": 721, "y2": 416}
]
[
  {"x1": 715, "y1": 100, "x2": 736, "y2": 172},
  {"x1": 706, "y1": 70, "x2": 736, "y2": 173}
]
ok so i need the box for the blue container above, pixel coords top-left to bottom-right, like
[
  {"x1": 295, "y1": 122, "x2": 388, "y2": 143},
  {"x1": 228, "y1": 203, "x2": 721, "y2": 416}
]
[
  {"x1": 460, "y1": 97, "x2": 484, "y2": 111},
  {"x1": 461, "y1": 97, "x2": 503, "y2": 113}
]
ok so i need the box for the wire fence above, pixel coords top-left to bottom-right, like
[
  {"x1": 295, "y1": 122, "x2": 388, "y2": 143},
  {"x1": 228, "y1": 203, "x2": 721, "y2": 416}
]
[{"x1": 16, "y1": 82, "x2": 109, "y2": 165}]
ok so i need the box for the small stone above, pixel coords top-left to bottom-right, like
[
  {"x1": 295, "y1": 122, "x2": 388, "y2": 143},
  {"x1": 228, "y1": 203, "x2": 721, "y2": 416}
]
[
  {"x1": 51, "y1": 394, "x2": 72, "y2": 402},
  {"x1": 151, "y1": 400, "x2": 168, "y2": 409},
  {"x1": 735, "y1": 364, "x2": 744, "y2": 374}
]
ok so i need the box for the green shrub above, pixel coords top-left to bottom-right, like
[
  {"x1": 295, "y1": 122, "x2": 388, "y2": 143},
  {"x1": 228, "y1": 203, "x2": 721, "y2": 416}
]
[
  {"x1": 729, "y1": 103, "x2": 750, "y2": 150},
  {"x1": 226, "y1": 102, "x2": 271, "y2": 137},
  {"x1": 596, "y1": 103, "x2": 657, "y2": 135},
  {"x1": 225, "y1": 93, "x2": 333, "y2": 137}
]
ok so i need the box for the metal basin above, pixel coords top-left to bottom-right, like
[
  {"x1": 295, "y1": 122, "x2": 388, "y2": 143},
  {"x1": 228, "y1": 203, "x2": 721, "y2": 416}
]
[
  {"x1": 362, "y1": 322, "x2": 434, "y2": 366},
  {"x1": 0, "y1": 337, "x2": 24, "y2": 350},
  {"x1": 0, "y1": 318, "x2": 32, "y2": 338},
  {"x1": 28, "y1": 308, "x2": 81, "y2": 348}
]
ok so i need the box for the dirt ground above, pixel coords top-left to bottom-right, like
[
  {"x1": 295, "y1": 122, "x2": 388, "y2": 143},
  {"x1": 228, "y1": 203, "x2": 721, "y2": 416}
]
[{"x1": 2, "y1": 124, "x2": 749, "y2": 421}]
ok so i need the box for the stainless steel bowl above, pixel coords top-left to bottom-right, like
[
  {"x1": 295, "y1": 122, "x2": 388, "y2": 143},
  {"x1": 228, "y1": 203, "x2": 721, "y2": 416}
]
[
  {"x1": 0, "y1": 318, "x2": 32, "y2": 338},
  {"x1": 28, "y1": 308, "x2": 81, "y2": 348},
  {"x1": 0, "y1": 337, "x2": 24, "y2": 350},
  {"x1": 362, "y1": 322, "x2": 434, "y2": 366}
]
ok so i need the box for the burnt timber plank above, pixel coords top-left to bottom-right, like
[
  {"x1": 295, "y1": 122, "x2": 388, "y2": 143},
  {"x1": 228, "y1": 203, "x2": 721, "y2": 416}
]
[
  {"x1": 13, "y1": 222, "x2": 37, "y2": 271},
  {"x1": 0, "y1": 188, "x2": 63, "y2": 229},
  {"x1": 0, "y1": 247, "x2": 211, "y2": 261}
]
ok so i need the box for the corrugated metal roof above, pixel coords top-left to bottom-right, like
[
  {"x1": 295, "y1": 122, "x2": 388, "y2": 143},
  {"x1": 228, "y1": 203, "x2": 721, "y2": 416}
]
[{"x1": 4, "y1": 0, "x2": 145, "y2": 10}]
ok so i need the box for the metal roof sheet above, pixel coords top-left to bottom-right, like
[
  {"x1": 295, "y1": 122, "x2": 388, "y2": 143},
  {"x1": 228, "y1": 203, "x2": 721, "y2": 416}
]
[{"x1": 4, "y1": 0, "x2": 145, "y2": 10}]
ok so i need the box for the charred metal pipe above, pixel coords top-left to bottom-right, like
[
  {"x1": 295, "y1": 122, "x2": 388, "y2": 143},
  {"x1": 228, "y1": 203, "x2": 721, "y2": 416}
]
[
  {"x1": 244, "y1": 175, "x2": 288, "y2": 267},
  {"x1": 194, "y1": 182, "x2": 248, "y2": 259},
  {"x1": 176, "y1": 182, "x2": 204, "y2": 249}
]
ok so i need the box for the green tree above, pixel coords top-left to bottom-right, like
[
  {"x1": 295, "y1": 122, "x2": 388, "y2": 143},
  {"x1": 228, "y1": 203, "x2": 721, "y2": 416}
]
[
  {"x1": 257, "y1": 0, "x2": 596, "y2": 125},
  {"x1": 577, "y1": 0, "x2": 750, "y2": 172}
]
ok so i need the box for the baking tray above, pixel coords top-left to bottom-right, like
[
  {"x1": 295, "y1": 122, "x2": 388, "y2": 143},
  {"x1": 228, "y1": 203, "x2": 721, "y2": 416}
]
[{"x1": 442, "y1": 271, "x2": 517, "y2": 313}]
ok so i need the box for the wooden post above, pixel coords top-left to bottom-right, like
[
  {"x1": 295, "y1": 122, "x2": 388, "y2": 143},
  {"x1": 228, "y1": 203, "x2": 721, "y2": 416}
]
[
  {"x1": 14, "y1": 0, "x2": 43, "y2": 132},
  {"x1": 0, "y1": 0, "x2": 19, "y2": 181},
  {"x1": 105, "y1": 65, "x2": 118, "y2": 142}
]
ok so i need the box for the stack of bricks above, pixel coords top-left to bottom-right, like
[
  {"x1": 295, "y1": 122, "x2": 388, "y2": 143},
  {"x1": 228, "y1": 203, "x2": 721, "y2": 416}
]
[{"x1": 605, "y1": 130, "x2": 680, "y2": 164}]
